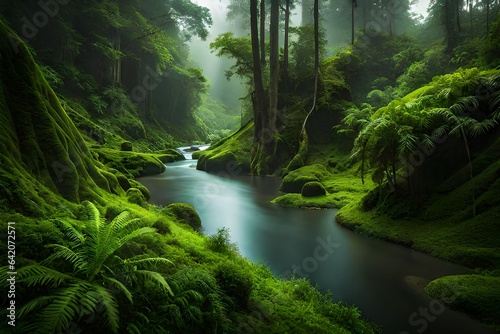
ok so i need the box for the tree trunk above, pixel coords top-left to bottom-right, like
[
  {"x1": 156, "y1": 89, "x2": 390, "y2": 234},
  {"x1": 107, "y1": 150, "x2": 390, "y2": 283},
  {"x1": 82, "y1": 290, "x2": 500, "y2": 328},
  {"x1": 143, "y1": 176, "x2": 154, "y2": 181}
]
[
  {"x1": 469, "y1": 0, "x2": 473, "y2": 34},
  {"x1": 352, "y1": 0, "x2": 356, "y2": 44},
  {"x1": 250, "y1": 0, "x2": 267, "y2": 170},
  {"x1": 283, "y1": 0, "x2": 290, "y2": 91},
  {"x1": 269, "y1": 0, "x2": 279, "y2": 135},
  {"x1": 302, "y1": 0, "x2": 314, "y2": 25},
  {"x1": 260, "y1": 0, "x2": 266, "y2": 67},
  {"x1": 486, "y1": 0, "x2": 490, "y2": 35}
]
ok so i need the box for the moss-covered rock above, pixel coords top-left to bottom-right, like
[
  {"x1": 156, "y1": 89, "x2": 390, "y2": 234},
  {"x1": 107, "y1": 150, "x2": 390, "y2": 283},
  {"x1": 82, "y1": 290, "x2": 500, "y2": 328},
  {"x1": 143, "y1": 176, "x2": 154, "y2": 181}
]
[
  {"x1": 156, "y1": 148, "x2": 185, "y2": 163},
  {"x1": 163, "y1": 203, "x2": 202, "y2": 232},
  {"x1": 121, "y1": 141, "x2": 133, "y2": 151},
  {"x1": 425, "y1": 275, "x2": 500, "y2": 325},
  {"x1": 93, "y1": 148, "x2": 166, "y2": 178},
  {"x1": 280, "y1": 164, "x2": 331, "y2": 193},
  {"x1": 126, "y1": 188, "x2": 148, "y2": 208},
  {"x1": 196, "y1": 122, "x2": 252, "y2": 174},
  {"x1": 301, "y1": 181, "x2": 327, "y2": 197},
  {"x1": 152, "y1": 218, "x2": 171, "y2": 235},
  {"x1": 129, "y1": 180, "x2": 151, "y2": 200}
]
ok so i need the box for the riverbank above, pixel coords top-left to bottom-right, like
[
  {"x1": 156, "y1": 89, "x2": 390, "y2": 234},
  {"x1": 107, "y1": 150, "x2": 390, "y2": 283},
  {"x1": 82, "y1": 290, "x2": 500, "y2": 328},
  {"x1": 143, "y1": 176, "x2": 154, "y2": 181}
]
[{"x1": 270, "y1": 146, "x2": 500, "y2": 331}]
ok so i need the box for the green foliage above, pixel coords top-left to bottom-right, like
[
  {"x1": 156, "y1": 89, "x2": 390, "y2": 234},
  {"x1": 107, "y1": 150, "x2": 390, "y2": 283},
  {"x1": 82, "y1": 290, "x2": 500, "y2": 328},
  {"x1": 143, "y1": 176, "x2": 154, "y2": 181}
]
[
  {"x1": 0, "y1": 201, "x2": 171, "y2": 333},
  {"x1": 210, "y1": 32, "x2": 253, "y2": 81},
  {"x1": 160, "y1": 267, "x2": 231, "y2": 333},
  {"x1": 289, "y1": 25, "x2": 327, "y2": 81},
  {"x1": 334, "y1": 103, "x2": 374, "y2": 136},
  {"x1": 207, "y1": 228, "x2": 237, "y2": 254},
  {"x1": 39, "y1": 65, "x2": 64, "y2": 89},
  {"x1": 214, "y1": 261, "x2": 253, "y2": 309}
]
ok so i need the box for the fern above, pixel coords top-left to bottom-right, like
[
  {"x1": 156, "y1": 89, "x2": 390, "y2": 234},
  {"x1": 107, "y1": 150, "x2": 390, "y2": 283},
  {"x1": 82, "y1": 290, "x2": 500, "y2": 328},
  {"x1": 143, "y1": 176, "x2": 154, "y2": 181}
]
[{"x1": 13, "y1": 201, "x2": 172, "y2": 333}]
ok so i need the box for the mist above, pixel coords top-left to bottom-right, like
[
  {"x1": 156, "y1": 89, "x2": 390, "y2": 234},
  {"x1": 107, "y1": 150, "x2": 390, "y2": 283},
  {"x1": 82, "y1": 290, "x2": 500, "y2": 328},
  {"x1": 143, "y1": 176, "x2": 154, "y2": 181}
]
[{"x1": 189, "y1": 0, "x2": 246, "y2": 115}]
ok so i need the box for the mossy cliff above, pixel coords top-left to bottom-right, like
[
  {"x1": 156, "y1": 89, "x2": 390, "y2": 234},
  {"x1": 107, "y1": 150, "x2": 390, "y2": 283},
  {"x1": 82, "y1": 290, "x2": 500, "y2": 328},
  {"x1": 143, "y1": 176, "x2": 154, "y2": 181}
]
[{"x1": 0, "y1": 20, "x2": 116, "y2": 214}]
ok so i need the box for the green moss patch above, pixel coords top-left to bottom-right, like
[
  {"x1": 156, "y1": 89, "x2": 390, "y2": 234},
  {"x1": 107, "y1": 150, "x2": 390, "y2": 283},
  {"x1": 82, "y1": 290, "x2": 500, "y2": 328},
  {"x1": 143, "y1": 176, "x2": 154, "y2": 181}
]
[
  {"x1": 280, "y1": 164, "x2": 332, "y2": 193},
  {"x1": 163, "y1": 203, "x2": 202, "y2": 232},
  {"x1": 93, "y1": 148, "x2": 166, "y2": 178},
  {"x1": 425, "y1": 275, "x2": 500, "y2": 326},
  {"x1": 301, "y1": 181, "x2": 327, "y2": 197},
  {"x1": 195, "y1": 122, "x2": 253, "y2": 174}
]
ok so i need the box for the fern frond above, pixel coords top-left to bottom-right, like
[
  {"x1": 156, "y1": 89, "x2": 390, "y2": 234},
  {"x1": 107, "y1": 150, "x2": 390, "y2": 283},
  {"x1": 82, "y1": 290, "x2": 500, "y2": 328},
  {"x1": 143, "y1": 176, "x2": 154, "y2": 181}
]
[
  {"x1": 397, "y1": 133, "x2": 418, "y2": 156},
  {"x1": 92, "y1": 284, "x2": 120, "y2": 333},
  {"x1": 125, "y1": 256, "x2": 173, "y2": 269},
  {"x1": 488, "y1": 91, "x2": 500, "y2": 120},
  {"x1": 42, "y1": 244, "x2": 86, "y2": 273},
  {"x1": 450, "y1": 96, "x2": 479, "y2": 116},
  {"x1": 17, "y1": 265, "x2": 74, "y2": 288},
  {"x1": 133, "y1": 270, "x2": 173, "y2": 295},
  {"x1": 17, "y1": 295, "x2": 54, "y2": 320},
  {"x1": 34, "y1": 283, "x2": 90, "y2": 333},
  {"x1": 466, "y1": 118, "x2": 497, "y2": 137},
  {"x1": 103, "y1": 276, "x2": 133, "y2": 303},
  {"x1": 51, "y1": 218, "x2": 85, "y2": 245}
]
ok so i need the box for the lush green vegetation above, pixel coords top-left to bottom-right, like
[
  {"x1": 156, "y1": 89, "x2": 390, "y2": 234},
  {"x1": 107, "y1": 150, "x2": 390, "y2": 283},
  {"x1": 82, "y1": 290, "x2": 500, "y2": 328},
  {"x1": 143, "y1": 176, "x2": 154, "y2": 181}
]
[
  {"x1": 1, "y1": 0, "x2": 500, "y2": 332},
  {"x1": 0, "y1": 11, "x2": 378, "y2": 334},
  {"x1": 198, "y1": 1, "x2": 500, "y2": 329}
]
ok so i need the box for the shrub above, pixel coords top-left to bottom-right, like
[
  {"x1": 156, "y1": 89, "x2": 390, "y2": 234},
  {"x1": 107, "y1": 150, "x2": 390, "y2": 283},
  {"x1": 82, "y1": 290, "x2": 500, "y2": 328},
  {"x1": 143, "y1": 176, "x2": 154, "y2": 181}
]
[
  {"x1": 207, "y1": 227, "x2": 237, "y2": 254},
  {"x1": 301, "y1": 181, "x2": 327, "y2": 197}
]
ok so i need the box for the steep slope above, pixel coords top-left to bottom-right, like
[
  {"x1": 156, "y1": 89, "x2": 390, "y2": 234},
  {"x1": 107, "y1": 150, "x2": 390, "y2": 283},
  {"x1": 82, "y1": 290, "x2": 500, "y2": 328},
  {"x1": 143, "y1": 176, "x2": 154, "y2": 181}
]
[{"x1": 0, "y1": 19, "x2": 118, "y2": 214}]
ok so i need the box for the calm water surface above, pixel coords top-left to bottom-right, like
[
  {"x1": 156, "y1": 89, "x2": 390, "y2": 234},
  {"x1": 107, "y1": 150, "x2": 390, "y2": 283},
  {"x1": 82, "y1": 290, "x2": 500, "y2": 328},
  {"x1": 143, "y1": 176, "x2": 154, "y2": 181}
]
[{"x1": 139, "y1": 159, "x2": 495, "y2": 334}]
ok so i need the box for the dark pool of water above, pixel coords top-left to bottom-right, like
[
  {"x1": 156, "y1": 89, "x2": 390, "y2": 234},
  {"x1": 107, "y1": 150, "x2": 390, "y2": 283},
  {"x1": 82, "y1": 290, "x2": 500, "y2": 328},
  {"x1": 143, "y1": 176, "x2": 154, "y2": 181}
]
[{"x1": 139, "y1": 160, "x2": 495, "y2": 334}]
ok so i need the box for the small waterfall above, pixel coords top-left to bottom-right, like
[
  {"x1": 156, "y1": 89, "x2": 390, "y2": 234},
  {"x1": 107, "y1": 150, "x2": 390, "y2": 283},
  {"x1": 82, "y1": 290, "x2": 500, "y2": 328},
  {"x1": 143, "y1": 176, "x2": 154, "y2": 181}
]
[{"x1": 177, "y1": 144, "x2": 210, "y2": 160}]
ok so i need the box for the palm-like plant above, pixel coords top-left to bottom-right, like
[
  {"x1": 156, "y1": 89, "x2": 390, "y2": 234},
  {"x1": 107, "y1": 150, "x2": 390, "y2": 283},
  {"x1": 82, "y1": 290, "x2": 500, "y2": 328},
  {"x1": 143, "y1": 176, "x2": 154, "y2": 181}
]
[
  {"x1": 435, "y1": 94, "x2": 498, "y2": 216},
  {"x1": 2, "y1": 201, "x2": 172, "y2": 333}
]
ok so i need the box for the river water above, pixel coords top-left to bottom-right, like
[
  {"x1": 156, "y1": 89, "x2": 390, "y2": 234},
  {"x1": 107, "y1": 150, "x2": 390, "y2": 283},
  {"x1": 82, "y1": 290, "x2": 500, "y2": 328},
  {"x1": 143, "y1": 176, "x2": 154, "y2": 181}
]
[{"x1": 139, "y1": 159, "x2": 495, "y2": 334}]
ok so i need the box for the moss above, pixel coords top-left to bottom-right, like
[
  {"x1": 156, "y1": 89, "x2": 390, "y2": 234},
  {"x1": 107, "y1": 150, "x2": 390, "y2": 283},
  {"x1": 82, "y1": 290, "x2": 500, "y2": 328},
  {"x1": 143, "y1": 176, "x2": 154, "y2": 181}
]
[
  {"x1": 152, "y1": 218, "x2": 171, "y2": 235},
  {"x1": 425, "y1": 275, "x2": 500, "y2": 326},
  {"x1": 129, "y1": 180, "x2": 151, "y2": 200},
  {"x1": 163, "y1": 203, "x2": 202, "y2": 232},
  {"x1": 272, "y1": 193, "x2": 337, "y2": 209},
  {"x1": 301, "y1": 181, "x2": 327, "y2": 197},
  {"x1": 93, "y1": 148, "x2": 166, "y2": 178},
  {"x1": 120, "y1": 141, "x2": 133, "y2": 151},
  {"x1": 196, "y1": 122, "x2": 253, "y2": 174},
  {"x1": 0, "y1": 20, "x2": 115, "y2": 210},
  {"x1": 280, "y1": 164, "x2": 331, "y2": 193},
  {"x1": 126, "y1": 188, "x2": 148, "y2": 208},
  {"x1": 156, "y1": 148, "x2": 185, "y2": 163}
]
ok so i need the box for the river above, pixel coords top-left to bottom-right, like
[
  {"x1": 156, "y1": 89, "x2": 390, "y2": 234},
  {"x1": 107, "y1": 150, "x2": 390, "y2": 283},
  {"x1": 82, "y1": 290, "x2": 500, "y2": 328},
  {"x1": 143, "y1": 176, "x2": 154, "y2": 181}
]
[{"x1": 139, "y1": 158, "x2": 495, "y2": 334}]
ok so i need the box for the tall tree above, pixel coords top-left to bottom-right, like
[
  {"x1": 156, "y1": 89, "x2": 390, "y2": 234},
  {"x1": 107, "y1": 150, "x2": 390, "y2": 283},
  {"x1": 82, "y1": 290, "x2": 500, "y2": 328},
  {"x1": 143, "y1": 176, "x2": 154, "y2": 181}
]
[
  {"x1": 352, "y1": 0, "x2": 357, "y2": 44},
  {"x1": 283, "y1": 0, "x2": 291, "y2": 91},
  {"x1": 250, "y1": 0, "x2": 267, "y2": 156},
  {"x1": 269, "y1": 0, "x2": 280, "y2": 135},
  {"x1": 260, "y1": 0, "x2": 266, "y2": 67}
]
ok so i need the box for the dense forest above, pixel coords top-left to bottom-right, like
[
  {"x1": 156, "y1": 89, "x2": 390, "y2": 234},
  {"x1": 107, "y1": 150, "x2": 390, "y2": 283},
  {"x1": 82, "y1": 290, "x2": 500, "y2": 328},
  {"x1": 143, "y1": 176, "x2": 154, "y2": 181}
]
[{"x1": 0, "y1": 0, "x2": 499, "y2": 333}]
